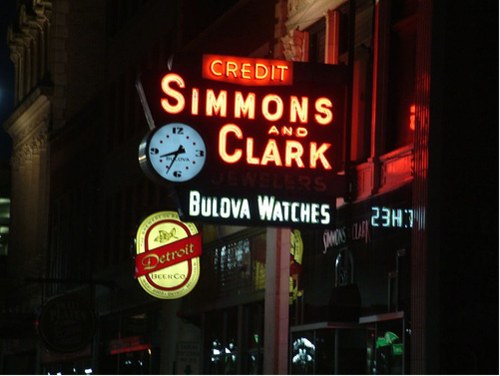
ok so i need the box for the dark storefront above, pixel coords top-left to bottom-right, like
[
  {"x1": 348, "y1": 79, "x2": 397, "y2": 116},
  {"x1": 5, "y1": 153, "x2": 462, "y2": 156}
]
[
  {"x1": 154, "y1": 184, "x2": 413, "y2": 374},
  {"x1": 289, "y1": 184, "x2": 412, "y2": 374}
]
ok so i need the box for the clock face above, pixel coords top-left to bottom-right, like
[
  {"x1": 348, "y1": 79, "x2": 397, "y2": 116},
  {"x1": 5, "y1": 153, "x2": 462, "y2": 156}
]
[{"x1": 140, "y1": 122, "x2": 206, "y2": 183}]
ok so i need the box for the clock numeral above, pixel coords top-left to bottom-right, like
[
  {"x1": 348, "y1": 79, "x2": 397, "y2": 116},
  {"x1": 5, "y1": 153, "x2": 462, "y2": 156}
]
[
  {"x1": 195, "y1": 149, "x2": 205, "y2": 157},
  {"x1": 172, "y1": 127, "x2": 184, "y2": 135},
  {"x1": 173, "y1": 170, "x2": 183, "y2": 178},
  {"x1": 371, "y1": 207, "x2": 379, "y2": 227},
  {"x1": 150, "y1": 147, "x2": 159, "y2": 155}
]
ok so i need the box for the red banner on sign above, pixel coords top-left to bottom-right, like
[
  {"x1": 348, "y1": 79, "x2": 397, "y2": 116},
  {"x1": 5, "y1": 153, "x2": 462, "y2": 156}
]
[
  {"x1": 202, "y1": 54, "x2": 293, "y2": 86},
  {"x1": 135, "y1": 234, "x2": 202, "y2": 277}
]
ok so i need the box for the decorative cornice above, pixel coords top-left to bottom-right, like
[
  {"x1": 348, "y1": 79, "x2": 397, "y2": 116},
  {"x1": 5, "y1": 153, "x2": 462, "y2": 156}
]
[
  {"x1": 4, "y1": 90, "x2": 51, "y2": 171},
  {"x1": 3, "y1": 88, "x2": 51, "y2": 146},
  {"x1": 285, "y1": 0, "x2": 346, "y2": 31},
  {"x1": 281, "y1": 29, "x2": 308, "y2": 61},
  {"x1": 10, "y1": 129, "x2": 48, "y2": 169}
]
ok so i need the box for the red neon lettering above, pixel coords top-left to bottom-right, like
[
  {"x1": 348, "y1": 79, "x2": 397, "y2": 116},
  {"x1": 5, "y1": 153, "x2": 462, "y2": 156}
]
[
  {"x1": 202, "y1": 54, "x2": 293, "y2": 86},
  {"x1": 409, "y1": 104, "x2": 416, "y2": 131}
]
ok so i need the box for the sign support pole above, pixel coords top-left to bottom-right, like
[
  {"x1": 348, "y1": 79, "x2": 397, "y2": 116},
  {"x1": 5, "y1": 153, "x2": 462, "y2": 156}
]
[{"x1": 263, "y1": 227, "x2": 290, "y2": 374}]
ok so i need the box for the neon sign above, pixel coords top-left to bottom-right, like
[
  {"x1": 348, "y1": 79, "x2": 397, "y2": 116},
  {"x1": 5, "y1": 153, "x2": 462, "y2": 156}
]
[
  {"x1": 138, "y1": 54, "x2": 348, "y2": 227},
  {"x1": 160, "y1": 73, "x2": 334, "y2": 125},
  {"x1": 202, "y1": 54, "x2": 293, "y2": 86},
  {"x1": 157, "y1": 55, "x2": 342, "y2": 176},
  {"x1": 218, "y1": 123, "x2": 332, "y2": 169},
  {"x1": 186, "y1": 189, "x2": 332, "y2": 227}
]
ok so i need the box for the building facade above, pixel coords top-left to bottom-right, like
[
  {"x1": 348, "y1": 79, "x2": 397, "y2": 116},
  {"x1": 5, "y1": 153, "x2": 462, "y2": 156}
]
[{"x1": 1, "y1": 0, "x2": 497, "y2": 374}]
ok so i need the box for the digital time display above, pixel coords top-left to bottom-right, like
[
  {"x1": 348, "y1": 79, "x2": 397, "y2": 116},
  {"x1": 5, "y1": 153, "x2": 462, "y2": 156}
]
[{"x1": 371, "y1": 207, "x2": 414, "y2": 228}]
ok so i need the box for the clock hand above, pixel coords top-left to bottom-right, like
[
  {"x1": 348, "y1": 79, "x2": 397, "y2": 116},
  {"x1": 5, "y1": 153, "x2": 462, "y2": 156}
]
[
  {"x1": 164, "y1": 145, "x2": 186, "y2": 174},
  {"x1": 160, "y1": 145, "x2": 186, "y2": 158}
]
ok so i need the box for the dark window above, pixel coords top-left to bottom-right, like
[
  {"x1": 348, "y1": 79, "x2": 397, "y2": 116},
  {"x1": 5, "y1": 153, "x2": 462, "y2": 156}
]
[
  {"x1": 106, "y1": 0, "x2": 144, "y2": 38},
  {"x1": 384, "y1": 1, "x2": 417, "y2": 152},
  {"x1": 307, "y1": 19, "x2": 326, "y2": 63},
  {"x1": 204, "y1": 303, "x2": 264, "y2": 374},
  {"x1": 338, "y1": 8, "x2": 350, "y2": 57}
]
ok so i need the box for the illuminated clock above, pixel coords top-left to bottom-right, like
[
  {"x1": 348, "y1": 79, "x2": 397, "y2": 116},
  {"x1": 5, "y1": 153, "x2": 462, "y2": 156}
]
[
  {"x1": 139, "y1": 122, "x2": 207, "y2": 183},
  {"x1": 371, "y1": 207, "x2": 414, "y2": 228}
]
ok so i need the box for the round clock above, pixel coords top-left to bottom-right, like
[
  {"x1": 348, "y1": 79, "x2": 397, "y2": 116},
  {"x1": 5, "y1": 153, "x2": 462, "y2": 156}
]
[{"x1": 139, "y1": 122, "x2": 207, "y2": 183}]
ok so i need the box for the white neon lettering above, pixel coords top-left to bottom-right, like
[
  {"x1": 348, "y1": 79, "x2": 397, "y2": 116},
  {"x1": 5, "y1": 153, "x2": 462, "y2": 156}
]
[
  {"x1": 257, "y1": 195, "x2": 275, "y2": 221},
  {"x1": 261, "y1": 139, "x2": 282, "y2": 166},
  {"x1": 189, "y1": 190, "x2": 251, "y2": 220},
  {"x1": 160, "y1": 73, "x2": 186, "y2": 114},
  {"x1": 219, "y1": 124, "x2": 243, "y2": 163},
  {"x1": 241, "y1": 63, "x2": 251, "y2": 79},
  {"x1": 234, "y1": 91, "x2": 256, "y2": 119},
  {"x1": 314, "y1": 97, "x2": 333, "y2": 125},
  {"x1": 262, "y1": 94, "x2": 283, "y2": 121},
  {"x1": 206, "y1": 89, "x2": 228, "y2": 117},
  {"x1": 191, "y1": 88, "x2": 199, "y2": 115},
  {"x1": 210, "y1": 60, "x2": 223, "y2": 77},
  {"x1": 291, "y1": 203, "x2": 300, "y2": 222},
  {"x1": 285, "y1": 141, "x2": 305, "y2": 168},
  {"x1": 321, "y1": 205, "x2": 331, "y2": 224},
  {"x1": 159, "y1": 75, "x2": 335, "y2": 127},
  {"x1": 300, "y1": 203, "x2": 310, "y2": 223},
  {"x1": 275, "y1": 65, "x2": 289, "y2": 81},
  {"x1": 257, "y1": 195, "x2": 330, "y2": 224},
  {"x1": 246, "y1": 137, "x2": 260, "y2": 165},
  {"x1": 193, "y1": 191, "x2": 331, "y2": 224},
  {"x1": 226, "y1": 61, "x2": 238, "y2": 78},
  {"x1": 310, "y1": 142, "x2": 332, "y2": 169},
  {"x1": 219, "y1": 126, "x2": 331, "y2": 170},
  {"x1": 255, "y1": 63, "x2": 268, "y2": 80},
  {"x1": 290, "y1": 96, "x2": 309, "y2": 123},
  {"x1": 189, "y1": 190, "x2": 201, "y2": 216}
]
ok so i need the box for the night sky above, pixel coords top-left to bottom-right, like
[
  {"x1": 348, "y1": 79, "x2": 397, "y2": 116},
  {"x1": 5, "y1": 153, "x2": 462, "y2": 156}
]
[{"x1": 0, "y1": 0, "x2": 16, "y2": 161}]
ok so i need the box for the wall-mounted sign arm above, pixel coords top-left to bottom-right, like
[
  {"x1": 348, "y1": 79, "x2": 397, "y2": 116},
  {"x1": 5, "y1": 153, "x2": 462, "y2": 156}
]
[{"x1": 135, "y1": 75, "x2": 156, "y2": 130}]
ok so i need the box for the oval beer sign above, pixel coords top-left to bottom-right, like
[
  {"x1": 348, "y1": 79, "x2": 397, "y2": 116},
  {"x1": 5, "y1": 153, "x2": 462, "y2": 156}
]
[{"x1": 135, "y1": 211, "x2": 202, "y2": 299}]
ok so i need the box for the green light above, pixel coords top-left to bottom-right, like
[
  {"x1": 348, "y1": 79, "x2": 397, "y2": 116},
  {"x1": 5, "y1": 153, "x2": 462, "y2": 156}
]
[
  {"x1": 376, "y1": 331, "x2": 400, "y2": 348},
  {"x1": 392, "y1": 343, "x2": 404, "y2": 356},
  {"x1": 384, "y1": 331, "x2": 399, "y2": 343}
]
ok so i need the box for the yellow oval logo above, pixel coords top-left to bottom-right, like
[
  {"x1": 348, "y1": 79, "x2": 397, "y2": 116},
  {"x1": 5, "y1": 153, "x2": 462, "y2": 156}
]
[{"x1": 135, "y1": 211, "x2": 202, "y2": 299}]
